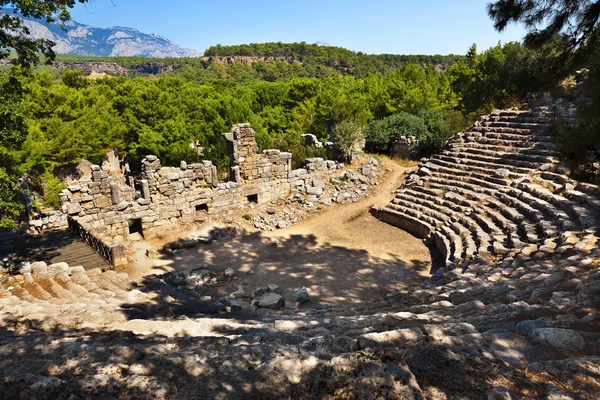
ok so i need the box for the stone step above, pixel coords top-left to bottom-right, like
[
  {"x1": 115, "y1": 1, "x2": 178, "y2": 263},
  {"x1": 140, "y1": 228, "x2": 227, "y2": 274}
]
[
  {"x1": 441, "y1": 151, "x2": 541, "y2": 173},
  {"x1": 391, "y1": 196, "x2": 449, "y2": 226},
  {"x1": 484, "y1": 121, "x2": 548, "y2": 130},
  {"x1": 388, "y1": 202, "x2": 445, "y2": 229},
  {"x1": 455, "y1": 140, "x2": 557, "y2": 156},
  {"x1": 431, "y1": 154, "x2": 531, "y2": 177},
  {"x1": 426, "y1": 158, "x2": 516, "y2": 184},
  {"x1": 463, "y1": 134, "x2": 555, "y2": 150},
  {"x1": 404, "y1": 188, "x2": 464, "y2": 213},
  {"x1": 516, "y1": 181, "x2": 597, "y2": 228},
  {"x1": 452, "y1": 146, "x2": 556, "y2": 165},
  {"x1": 375, "y1": 206, "x2": 435, "y2": 239},
  {"x1": 395, "y1": 192, "x2": 454, "y2": 218},
  {"x1": 482, "y1": 131, "x2": 553, "y2": 143},
  {"x1": 472, "y1": 125, "x2": 536, "y2": 136},
  {"x1": 422, "y1": 161, "x2": 509, "y2": 186},
  {"x1": 496, "y1": 115, "x2": 550, "y2": 124},
  {"x1": 427, "y1": 174, "x2": 498, "y2": 195}
]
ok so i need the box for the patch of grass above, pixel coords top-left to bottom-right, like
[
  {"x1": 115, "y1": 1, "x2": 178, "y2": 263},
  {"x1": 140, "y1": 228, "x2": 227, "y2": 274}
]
[{"x1": 242, "y1": 213, "x2": 252, "y2": 221}]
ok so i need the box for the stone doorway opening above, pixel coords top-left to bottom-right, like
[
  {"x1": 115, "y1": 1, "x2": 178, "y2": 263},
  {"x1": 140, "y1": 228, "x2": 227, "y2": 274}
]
[
  {"x1": 195, "y1": 203, "x2": 209, "y2": 212},
  {"x1": 247, "y1": 194, "x2": 259, "y2": 203},
  {"x1": 129, "y1": 218, "x2": 143, "y2": 237}
]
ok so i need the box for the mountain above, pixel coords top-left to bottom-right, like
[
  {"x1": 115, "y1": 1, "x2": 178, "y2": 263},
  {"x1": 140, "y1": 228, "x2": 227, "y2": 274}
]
[{"x1": 2, "y1": 9, "x2": 200, "y2": 58}]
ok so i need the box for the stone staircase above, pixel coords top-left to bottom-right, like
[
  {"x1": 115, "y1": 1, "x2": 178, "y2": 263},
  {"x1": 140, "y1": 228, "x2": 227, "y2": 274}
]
[{"x1": 1, "y1": 107, "x2": 599, "y2": 399}]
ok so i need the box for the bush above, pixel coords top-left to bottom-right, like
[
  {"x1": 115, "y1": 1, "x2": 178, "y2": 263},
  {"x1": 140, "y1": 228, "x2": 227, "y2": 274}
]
[
  {"x1": 417, "y1": 110, "x2": 453, "y2": 155},
  {"x1": 364, "y1": 112, "x2": 428, "y2": 154},
  {"x1": 364, "y1": 110, "x2": 453, "y2": 156}
]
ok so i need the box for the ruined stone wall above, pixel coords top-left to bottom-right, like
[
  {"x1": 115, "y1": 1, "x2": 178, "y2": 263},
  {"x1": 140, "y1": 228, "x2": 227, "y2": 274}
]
[
  {"x1": 222, "y1": 124, "x2": 291, "y2": 183},
  {"x1": 390, "y1": 136, "x2": 419, "y2": 159},
  {"x1": 59, "y1": 123, "x2": 331, "y2": 243}
]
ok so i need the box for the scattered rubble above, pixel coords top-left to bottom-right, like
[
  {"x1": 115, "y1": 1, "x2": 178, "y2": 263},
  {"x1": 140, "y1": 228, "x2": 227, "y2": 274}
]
[{"x1": 246, "y1": 156, "x2": 384, "y2": 231}]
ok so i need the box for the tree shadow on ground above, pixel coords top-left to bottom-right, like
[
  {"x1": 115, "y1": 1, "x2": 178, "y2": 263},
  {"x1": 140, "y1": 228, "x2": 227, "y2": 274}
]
[
  {"x1": 0, "y1": 317, "x2": 559, "y2": 400},
  {"x1": 121, "y1": 230, "x2": 442, "y2": 321}
]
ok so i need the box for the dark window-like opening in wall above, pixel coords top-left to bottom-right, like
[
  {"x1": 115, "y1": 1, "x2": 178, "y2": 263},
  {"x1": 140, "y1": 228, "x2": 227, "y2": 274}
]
[
  {"x1": 128, "y1": 218, "x2": 143, "y2": 237},
  {"x1": 247, "y1": 194, "x2": 258, "y2": 203},
  {"x1": 195, "y1": 203, "x2": 209, "y2": 212}
]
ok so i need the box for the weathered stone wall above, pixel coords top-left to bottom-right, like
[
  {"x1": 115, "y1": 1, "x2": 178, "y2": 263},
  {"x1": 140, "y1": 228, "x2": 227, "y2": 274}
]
[
  {"x1": 222, "y1": 124, "x2": 291, "y2": 183},
  {"x1": 390, "y1": 136, "x2": 419, "y2": 159},
  {"x1": 59, "y1": 123, "x2": 331, "y2": 243}
]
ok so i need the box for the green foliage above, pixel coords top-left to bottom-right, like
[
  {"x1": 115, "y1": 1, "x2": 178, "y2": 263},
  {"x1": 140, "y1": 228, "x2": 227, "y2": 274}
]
[
  {"x1": 364, "y1": 112, "x2": 428, "y2": 154},
  {"x1": 0, "y1": 68, "x2": 28, "y2": 230},
  {"x1": 40, "y1": 172, "x2": 65, "y2": 208},
  {"x1": 364, "y1": 110, "x2": 452, "y2": 156},
  {"x1": 0, "y1": 151, "x2": 24, "y2": 230},
  {"x1": 0, "y1": 1, "x2": 88, "y2": 66},
  {"x1": 417, "y1": 110, "x2": 453, "y2": 154},
  {"x1": 551, "y1": 44, "x2": 600, "y2": 179},
  {"x1": 203, "y1": 42, "x2": 462, "y2": 76},
  {"x1": 61, "y1": 69, "x2": 88, "y2": 89},
  {"x1": 449, "y1": 41, "x2": 563, "y2": 116},
  {"x1": 330, "y1": 120, "x2": 364, "y2": 159},
  {"x1": 488, "y1": 0, "x2": 600, "y2": 72}
]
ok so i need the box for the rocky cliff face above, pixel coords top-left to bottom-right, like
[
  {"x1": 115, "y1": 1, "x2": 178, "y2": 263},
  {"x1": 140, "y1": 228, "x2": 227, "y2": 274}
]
[
  {"x1": 3, "y1": 9, "x2": 200, "y2": 58},
  {"x1": 200, "y1": 55, "x2": 300, "y2": 66}
]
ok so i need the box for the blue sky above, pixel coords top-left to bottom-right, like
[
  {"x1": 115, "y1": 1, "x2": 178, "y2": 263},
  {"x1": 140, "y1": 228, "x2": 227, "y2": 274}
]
[{"x1": 70, "y1": 0, "x2": 527, "y2": 55}]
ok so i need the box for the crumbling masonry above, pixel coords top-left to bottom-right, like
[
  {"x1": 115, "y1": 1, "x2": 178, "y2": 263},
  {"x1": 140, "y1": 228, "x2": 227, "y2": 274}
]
[{"x1": 59, "y1": 124, "x2": 336, "y2": 246}]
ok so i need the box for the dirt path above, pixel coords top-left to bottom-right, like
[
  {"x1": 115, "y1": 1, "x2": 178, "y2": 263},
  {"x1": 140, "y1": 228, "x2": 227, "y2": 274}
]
[{"x1": 128, "y1": 158, "x2": 436, "y2": 306}]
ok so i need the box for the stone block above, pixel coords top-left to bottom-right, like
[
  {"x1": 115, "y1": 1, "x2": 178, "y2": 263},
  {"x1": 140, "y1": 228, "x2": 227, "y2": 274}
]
[
  {"x1": 66, "y1": 203, "x2": 82, "y2": 215},
  {"x1": 306, "y1": 185, "x2": 323, "y2": 196}
]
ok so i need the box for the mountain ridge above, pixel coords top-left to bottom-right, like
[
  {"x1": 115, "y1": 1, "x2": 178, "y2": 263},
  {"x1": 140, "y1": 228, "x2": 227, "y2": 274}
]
[{"x1": 1, "y1": 8, "x2": 200, "y2": 58}]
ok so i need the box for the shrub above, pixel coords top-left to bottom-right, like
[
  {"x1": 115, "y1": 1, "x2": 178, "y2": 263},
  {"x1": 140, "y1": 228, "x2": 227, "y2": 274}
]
[
  {"x1": 417, "y1": 110, "x2": 453, "y2": 155},
  {"x1": 364, "y1": 112, "x2": 428, "y2": 154},
  {"x1": 364, "y1": 110, "x2": 453, "y2": 156}
]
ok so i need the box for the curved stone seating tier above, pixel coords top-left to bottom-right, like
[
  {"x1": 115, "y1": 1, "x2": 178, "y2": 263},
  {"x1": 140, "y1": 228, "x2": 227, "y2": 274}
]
[{"x1": 374, "y1": 107, "x2": 600, "y2": 268}]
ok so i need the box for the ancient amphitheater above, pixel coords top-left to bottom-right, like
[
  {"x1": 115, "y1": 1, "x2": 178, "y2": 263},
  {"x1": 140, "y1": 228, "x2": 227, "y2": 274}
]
[{"x1": 1, "y1": 107, "x2": 599, "y2": 399}]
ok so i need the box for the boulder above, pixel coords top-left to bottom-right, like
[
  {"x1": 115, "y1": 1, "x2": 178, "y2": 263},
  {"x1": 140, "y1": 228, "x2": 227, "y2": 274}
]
[
  {"x1": 292, "y1": 287, "x2": 310, "y2": 304},
  {"x1": 30, "y1": 261, "x2": 48, "y2": 276},
  {"x1": 306, "y1": 186, "x2": 323, "y2": 196},
  {"x1": 257, "y1": 292, "x2": 284, "y2": 309},
  {"x1": 276, "y1": 220, "x2": 288, "y2": 229},
  {"x1": 533, "y1": 328, "x2": 585, "y2": 350},
  {"x1": 516, "y1": 317, "x2": 552, "y2": 336},
  {"x1": 224, "y1": 268, "x2": 236, "y2": 277},
  {"x1": 229, "y1": 288, "x2": 245, "y2": 299},
  {"x1": 252, "y1": 286, "x2": 269, "y2": 297},
  {"x1": 47, "y1": 262, "x2": 70, "y2": 277},
  {"x1": 267, "y1": 284, "x2": 281, "y2": 294}
]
